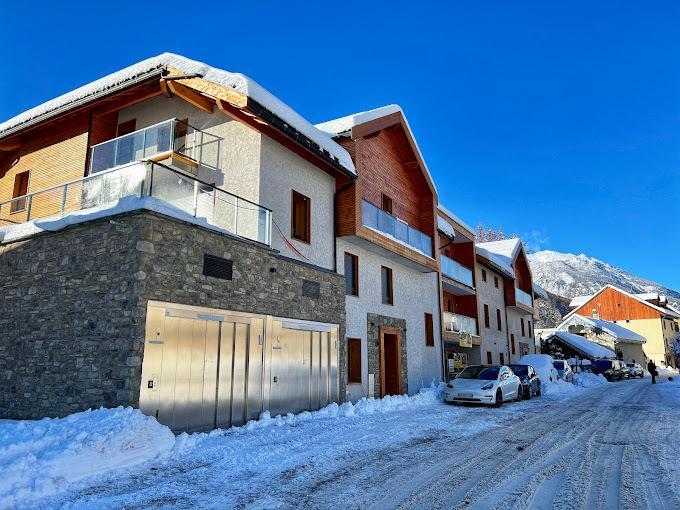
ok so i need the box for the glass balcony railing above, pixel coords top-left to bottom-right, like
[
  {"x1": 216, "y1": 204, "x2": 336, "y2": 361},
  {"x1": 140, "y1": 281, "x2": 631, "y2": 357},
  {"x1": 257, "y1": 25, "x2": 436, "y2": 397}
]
[
  {"x1": 0, "y1": 162, "x2": 272, "y2": 246},
  {"x1": 515, "y1": 287, "x2": 534, "y2": 308},
  {"x1": 441, "y1": 254, "x2": 474, "y2": 287},
  {"x1": 443, "y1": 312, "x2": 478, "y2": 336},
  {"x1": 361, "y1": 199, "x2": 432, "y2": 257},
  {"x1": 89, "y1": 119, "x2": 220, "y2": 174}
]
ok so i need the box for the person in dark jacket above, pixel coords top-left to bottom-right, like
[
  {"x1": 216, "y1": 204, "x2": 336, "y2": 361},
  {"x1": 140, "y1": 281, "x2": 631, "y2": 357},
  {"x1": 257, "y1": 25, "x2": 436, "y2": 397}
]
[{"x1": 647, "y1": 359, "x2": 657, "y2": 384}]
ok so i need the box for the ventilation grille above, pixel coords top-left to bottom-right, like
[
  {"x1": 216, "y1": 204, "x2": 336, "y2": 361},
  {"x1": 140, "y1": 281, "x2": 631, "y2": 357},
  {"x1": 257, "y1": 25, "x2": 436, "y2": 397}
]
[
  {"x1": 203, "y1": 254, "x2": 233, "y2": 280},
  {"x1": 302, "y1": 279, "x2": 320, "y2": 299}
]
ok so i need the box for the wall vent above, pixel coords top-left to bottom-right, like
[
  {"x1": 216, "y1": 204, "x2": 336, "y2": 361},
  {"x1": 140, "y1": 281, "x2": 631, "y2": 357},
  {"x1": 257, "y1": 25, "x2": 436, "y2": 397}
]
[
  {"x1": 302, "y1": 280, "x2": 320, "y2": 299},
  {"x1": 203, "y1": 254, "x2": 233, "y2": 280}
]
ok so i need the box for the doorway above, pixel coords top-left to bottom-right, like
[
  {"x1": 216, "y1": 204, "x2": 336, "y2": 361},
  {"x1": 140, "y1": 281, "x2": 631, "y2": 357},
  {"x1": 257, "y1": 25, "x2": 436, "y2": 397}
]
[{"x1": 380, "y1": 327, "x2": 401, "y2": 396}]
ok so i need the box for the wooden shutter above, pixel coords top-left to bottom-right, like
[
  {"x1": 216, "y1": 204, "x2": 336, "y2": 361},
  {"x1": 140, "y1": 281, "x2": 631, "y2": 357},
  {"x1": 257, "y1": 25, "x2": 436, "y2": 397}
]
[
  {"x1": 347, "y1": 338, "x2": 362, "y2": 383},
  {"x1": 424, "y1": 313, "x2": 434, "y2": 346}
]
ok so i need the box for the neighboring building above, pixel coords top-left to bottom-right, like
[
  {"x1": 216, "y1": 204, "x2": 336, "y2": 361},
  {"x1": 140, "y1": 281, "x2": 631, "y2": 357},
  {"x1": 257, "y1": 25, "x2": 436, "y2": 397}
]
[
  {"x1": 316, "y1": 105, "x2": 442, "y2": 400},
  {"x1": 0, "y1": 53, "x2": 356, "y2": 430},
  {"x1": 555, "y1": 314, "x2": 647, "y2": 364},
  {"x1": 565, "y1": 285, "x2": 680, "y2": 367},
  {"x1": 437, "y1": 205, "x2": 480, "y2": 379},
  {"x1": 541, "y1": 331, "x2": 616, "y2": 361},
  {"x1": 475, "y1": 239, "x2": 540, "y2": 365}
]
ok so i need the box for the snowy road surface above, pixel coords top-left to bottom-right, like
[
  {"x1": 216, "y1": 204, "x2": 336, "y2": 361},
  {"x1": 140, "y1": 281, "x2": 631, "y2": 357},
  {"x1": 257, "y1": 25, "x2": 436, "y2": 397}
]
[{"x1": 11, "y1": 377, "x2": 680, "y2": 509}]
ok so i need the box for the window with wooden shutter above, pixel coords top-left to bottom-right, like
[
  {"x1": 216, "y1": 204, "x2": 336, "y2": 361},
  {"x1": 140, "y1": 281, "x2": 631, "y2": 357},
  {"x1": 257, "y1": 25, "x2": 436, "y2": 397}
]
[
  {"x1": 521, "y1": 318, "x2": 525, "y2": 337},
  {"x1": 291, "y1": 190, "x2": 311, "y2": 243},
  {"x1": 494, "y1": 276, "x2": 499, "y2": 288},
  {"x1": 347, "y1": 338, "x2": 362, "y2": 383},
  {"x1": 496, "y1": 309, "x2": 502, "y2": 331},
  {"x1": 511, "y1": 334, "x2": 516, "y2": 354},
  {"x1": 381, "y1": 194, "x2": 393, "y2": 214},
  {"x1": 486, "y1": 351, "x2": 493, "y2": 364},
  {"x1": 484, "y1": 304, "x2": 490, "y2": 328},
  {"x1": 482, "y1": 269, "x2": 487, "y2": 282},
  {"x1": 344, "y1": 253, "x2": 359, "y2": 296},
  {"x1": 500, "y1": 352, "x2": 505, "y2": 365},
  {"x1": 424, "y1": 313, "x2": 434, "y2": 347},
  {"x1": 10, "y1": 171, "x2": 30, "y2": 213}
]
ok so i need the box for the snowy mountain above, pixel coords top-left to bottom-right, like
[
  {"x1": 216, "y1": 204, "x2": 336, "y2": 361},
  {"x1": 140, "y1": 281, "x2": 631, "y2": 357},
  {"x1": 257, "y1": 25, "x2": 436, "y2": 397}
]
[{"x1": 527, "y1": 250, "x2": 680, "y2": 306}]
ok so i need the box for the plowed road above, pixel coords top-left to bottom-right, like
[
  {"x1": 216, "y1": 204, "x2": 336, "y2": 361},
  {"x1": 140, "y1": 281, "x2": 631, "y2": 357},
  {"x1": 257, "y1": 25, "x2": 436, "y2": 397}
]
[{"x1": 51, "y1": 378, "x2": 680, "y2": 510}]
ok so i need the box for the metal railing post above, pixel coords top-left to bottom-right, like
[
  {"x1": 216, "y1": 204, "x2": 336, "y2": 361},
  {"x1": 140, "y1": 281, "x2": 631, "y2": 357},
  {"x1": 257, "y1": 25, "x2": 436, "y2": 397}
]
[
  {"x1": 193, "y1": 180, "x2": 199, "y2": 217},
  {"x1": 61, "y1": 183, "x2": 68, "y2": 217},
  {"x1": 234, "y1": 196, "x2": 239, "y2": 235},
  {"x1": 25, "y1": 195, "x2": 33, "y2": 221}
]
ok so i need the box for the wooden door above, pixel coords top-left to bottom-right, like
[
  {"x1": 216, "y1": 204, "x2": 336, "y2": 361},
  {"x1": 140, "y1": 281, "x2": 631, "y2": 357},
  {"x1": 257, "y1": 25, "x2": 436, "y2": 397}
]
[{"x1": 380, "y1": 327, "x2": 401, "y2": 396}]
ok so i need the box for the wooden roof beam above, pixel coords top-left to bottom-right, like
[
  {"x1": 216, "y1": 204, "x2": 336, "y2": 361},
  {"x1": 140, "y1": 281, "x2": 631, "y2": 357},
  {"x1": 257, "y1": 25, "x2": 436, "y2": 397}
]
[
  {"x1": 0, "y1": 138, "x2": 21, "y2": 151},
  {"x1": 166, "y1": 80, "x2": 214, "y2": 113}
]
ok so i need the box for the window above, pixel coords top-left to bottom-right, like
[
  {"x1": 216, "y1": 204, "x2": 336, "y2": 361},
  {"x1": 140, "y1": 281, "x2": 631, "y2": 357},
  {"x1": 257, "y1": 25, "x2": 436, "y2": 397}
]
[
  {"x1": 10, "y1": 171, "x2": 30, "y2": 213},
  {"x1": 347, "y1": 338, "x2": 362, "y2": 383},
  {"x1": 447, "y1": 298, "x2": 453, "y2": 312},
  {"x1": 482, "y1": 269, "x2": 487, "y2": 282},
  {"x1": 494, "y1": 276, "x2": 499, "y2": 288},
  {"x1": 381, "y1": 194, "x2": 393, "y2": 214},
  {"x1": 496, "y1": 309, "x2": 502, "y2": 331},
  {"x1": 291, "y1": 190, "x2": 311, "y2": 243},
  {"x1": 116, "y1": 119, "x2": 136, "y2": 136},
  {"x1": 344, "y1": 253, "x2": 359, "y2": 296},
  {"x1": 381, "y1": 266, "x2": 394, "y2": 305},
  {"x1": 511, "y1": 334, "x2": 516, "y2": 355},
  {"x1": 486, "y1": 351, "x2": 493, "y2": 364},
  {"x1": 424, "y1": 313, "x2": 434, "y2": 346},
  {"x1": 528, "y1": 321, "x2": 532, "y2": 338},
  {"x1": 499, "y1": 352, "x2": 505, "y2": 365},
  {"x1": 484, "y1": 304, "x2": 490, "y2": 328},
  {"x1": 521, "y1": 318, "x2": 525, "y2": 337}
]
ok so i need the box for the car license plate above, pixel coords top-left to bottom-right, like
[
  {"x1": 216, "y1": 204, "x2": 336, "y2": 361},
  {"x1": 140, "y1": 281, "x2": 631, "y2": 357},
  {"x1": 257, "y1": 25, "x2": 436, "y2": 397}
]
[{"x1": 458, "y1": 393, "x2": 473, "y2": 398}]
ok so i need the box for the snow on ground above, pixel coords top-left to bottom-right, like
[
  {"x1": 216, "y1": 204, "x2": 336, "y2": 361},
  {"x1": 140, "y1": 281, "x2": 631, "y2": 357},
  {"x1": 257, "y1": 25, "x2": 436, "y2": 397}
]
[
  {"x1": 0, "y1": 407, "x2": 174, "y2": 507},
  {"x1": 0, "y1": 377, "x2": 611, "y2": 509}
]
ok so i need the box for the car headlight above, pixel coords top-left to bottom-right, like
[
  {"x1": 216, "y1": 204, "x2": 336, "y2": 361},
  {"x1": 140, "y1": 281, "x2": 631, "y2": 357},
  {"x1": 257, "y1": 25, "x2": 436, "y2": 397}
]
[{"x1": 481, "y1": 383, "x2": 494, "y2": 390}]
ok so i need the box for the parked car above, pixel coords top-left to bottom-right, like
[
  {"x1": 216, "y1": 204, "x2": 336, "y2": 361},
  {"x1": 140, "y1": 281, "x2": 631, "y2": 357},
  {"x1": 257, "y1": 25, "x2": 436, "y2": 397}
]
[
  {"x1": 552, "y1": 359, "x2": 574, "y2": 382},
  {"x1": 592, "y1": 359, "x2": 626, "y2": 381},
  {"x1": 518, "y1": 354, "x2": 559, "y2": 383},
  {"x1": 509, "y1": 364, "x2": 541, "y2": 399},
  {"x1": 445, "y1": 365, "x2": 521, "y2": 407},
  {"x1": 625, "y1": 362, "x2": 644, "y2": 378}
]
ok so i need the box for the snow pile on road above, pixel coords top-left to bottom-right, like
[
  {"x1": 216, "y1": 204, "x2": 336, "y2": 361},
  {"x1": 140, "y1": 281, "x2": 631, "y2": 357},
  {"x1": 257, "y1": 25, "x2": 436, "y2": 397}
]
[
  {"x1": 573, "y1": 372, "x2": 608, "y2": 388},
  {"x1": 542, "y1": 380, "x2": 582, "y2": 398},
  {"x1": 519, "y1": 354, "x2": 558, "y2": 383},
  {"x1": 0, "y1": 407, "x2": 174, "y2": 507}
]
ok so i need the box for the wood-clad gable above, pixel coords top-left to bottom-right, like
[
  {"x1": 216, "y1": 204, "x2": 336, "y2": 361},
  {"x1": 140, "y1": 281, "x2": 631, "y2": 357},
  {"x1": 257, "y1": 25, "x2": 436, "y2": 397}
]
[{"x1": 575, "y1": 286, "x2": 663, "y2": 321}]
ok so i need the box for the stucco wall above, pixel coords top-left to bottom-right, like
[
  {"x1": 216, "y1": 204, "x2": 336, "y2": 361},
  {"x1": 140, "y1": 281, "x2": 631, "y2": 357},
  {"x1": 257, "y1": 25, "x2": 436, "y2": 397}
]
[
  {"x1": 118, "y1": 96, "x2": 336, "y2": 271},
  {"x1": 476, "y1": 263, "x2": 508, "y2": 364},
  {"x1": 337, "y1": 239, "x2": 442, "y2": 400},
  {"x1": 613, "y1": 319, "x2": 665, "y2": 365},
  {"x1": 507, "y1": 308, "x2": 535, "y2": 363}
]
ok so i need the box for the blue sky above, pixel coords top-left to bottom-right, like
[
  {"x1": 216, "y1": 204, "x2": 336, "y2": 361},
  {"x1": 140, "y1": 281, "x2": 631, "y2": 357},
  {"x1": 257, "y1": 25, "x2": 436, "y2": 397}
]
[{"x1": 3, "y1": 1, "x2": 680, "y2": 289}]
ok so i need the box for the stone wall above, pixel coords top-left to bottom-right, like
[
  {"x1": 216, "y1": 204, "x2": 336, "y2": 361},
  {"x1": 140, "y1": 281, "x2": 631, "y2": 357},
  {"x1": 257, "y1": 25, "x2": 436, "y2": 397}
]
[
  {"x1": 366, "y1": 313, "x2": 408, "y2": 397},
  {"x1": 0, "y1": 209, "x2": 346, "y2": 419}
]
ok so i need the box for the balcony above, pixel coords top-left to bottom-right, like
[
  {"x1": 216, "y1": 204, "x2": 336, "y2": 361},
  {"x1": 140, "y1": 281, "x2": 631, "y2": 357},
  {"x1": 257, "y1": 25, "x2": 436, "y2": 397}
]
[
  {"x1": 440, "y1": 254, "x2": 474, "y2": 288},
  {"x1": 89, "y1": 119, "x2": 220, "y2": 174},
  {"x1": 515, "y1": 287, "x2": 534, "y2": 308},
  {"x1": 361, "y1": 199, "x2": 432, "y2": 257},
  {"x1": 0, "y1": 162, "x2": 272, "y2": 246},
  {"x1": 443, "y1": 311, "x2": 478, "y2": 337}
]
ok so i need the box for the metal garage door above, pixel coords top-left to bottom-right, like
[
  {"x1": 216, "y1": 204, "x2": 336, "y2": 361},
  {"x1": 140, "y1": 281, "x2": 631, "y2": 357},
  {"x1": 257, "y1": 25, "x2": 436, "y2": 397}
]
[{"x1": 138, "y1": 303, "x2": 338, "y2": 432}]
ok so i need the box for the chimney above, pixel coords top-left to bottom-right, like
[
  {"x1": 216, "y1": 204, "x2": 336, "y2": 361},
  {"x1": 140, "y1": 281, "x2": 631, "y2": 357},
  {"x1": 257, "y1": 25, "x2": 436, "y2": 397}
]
[{"x1": 592, "y1": 309, "x2": 600, "y2": 320}]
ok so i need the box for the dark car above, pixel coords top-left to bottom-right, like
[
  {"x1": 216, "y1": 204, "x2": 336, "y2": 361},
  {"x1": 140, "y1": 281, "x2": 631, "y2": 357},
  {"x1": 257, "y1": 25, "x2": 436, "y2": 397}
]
[
  {"x1": 592, "y1": 359, "x2": 625, "y2": 381},
  {"x1": 508, "y1": 364, "x2": 541, "y2": 399}
]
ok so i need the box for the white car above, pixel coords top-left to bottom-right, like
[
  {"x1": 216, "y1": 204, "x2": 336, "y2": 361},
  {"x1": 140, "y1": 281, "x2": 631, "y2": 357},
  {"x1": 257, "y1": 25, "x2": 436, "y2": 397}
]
[
  {"x1": 445, "y1": 365, "x2": 521, "y2": 407},
  {"x1": 625, "y1": 362, "x2": 644, "y2": 378}
]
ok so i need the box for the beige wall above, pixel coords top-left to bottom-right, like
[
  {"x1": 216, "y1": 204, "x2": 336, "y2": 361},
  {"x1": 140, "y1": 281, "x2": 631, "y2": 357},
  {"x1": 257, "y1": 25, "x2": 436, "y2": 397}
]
[
  {"x1": 476, "y1": 263, "x2": 508, "y2": 364},
  {"x1": 613, "y1": 319, "x2": 665, "y2": 365},
  {"x1": 507, "y1": 308, "x2": 535, "y2": 363}
]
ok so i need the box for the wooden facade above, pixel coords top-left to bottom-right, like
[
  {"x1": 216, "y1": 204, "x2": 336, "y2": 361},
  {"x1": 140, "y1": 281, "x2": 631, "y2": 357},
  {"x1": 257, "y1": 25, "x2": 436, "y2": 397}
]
[
  {"x1": 334, "y1": 113, "x2": 438, "y2": 271},
  {"x1": 574, "y1": 286, "x2": 663, "y2": 321}
]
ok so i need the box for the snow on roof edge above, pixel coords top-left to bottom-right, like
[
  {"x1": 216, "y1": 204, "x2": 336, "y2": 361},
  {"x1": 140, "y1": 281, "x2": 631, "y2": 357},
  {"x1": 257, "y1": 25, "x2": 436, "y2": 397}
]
[
  {"x1": 550, "y1": 331, "x2": 617, "y2": 359},
  {"x1": 0, "y1": 53, "x2": 356, "y2": 176},
  {"x1": 437, "y1": 204, "x2": 474, "y2": 235}
]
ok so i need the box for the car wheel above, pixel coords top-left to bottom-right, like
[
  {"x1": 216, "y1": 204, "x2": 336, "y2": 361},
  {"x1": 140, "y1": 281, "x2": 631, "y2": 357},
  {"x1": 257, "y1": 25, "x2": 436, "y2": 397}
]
[
  {"x1": 526, "y1": 386, "x2": 533, "y2": 400},
  {"x1": 494, "y1": 388, "x2": 503, "y2": 407},
  {"x1": 515, "y1": 388, "x2": 522, "y2": 402}
]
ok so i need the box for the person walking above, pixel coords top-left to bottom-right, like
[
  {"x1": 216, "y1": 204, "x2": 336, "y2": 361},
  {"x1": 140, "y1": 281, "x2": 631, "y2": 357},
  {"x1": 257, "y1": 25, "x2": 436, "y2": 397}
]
[{"x1": 647, "y1": 359, "x2": 657, "y2": 384}]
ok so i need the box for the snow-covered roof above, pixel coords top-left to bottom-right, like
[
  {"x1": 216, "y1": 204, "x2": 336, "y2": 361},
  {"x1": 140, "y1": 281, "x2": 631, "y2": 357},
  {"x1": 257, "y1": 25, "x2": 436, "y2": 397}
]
[
  {"x1": 437, "y1": 215, "x2": 457, "y2": 239},
  {"x1": 475, "y1": 245, "x2": 515, "y2": 279},
  {"x1": 437, "y1": 204, "x2": 475, "y2": 236},
  {"x1": 0, "y1": 53, "x2": 355, "y2": 176},
  {"x1": 563, "y1": 284, "x2": 680, "y2": 321},
  {"x1": 549, "y1": 331, "x2": 617, "y2": 359},
  {"x1": 533, "y1": 284, "x2": 549, "y2": 300},
  {"x1": 556, "y1": 315, "x2": 646, "y2": 344},
  {"x1": 315, "y1": 104, "x2": 433, "y2": 191},
  {"x1": 475, "y1": 238, "x2": 524, "y2": 279}
]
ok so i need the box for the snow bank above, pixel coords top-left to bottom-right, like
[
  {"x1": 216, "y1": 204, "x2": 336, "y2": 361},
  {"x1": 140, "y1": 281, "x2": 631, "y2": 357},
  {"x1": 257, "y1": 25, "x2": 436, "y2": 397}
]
[
  {"x1": 541, "y1": 373, "x2": 607, "y2": 400},
  {"x1": 519, "y1": 354, "x2": 558, "y2": 383},
  {"x1": 176, "y1": 384, "x2": 445, "y2": 450},
  {"x1": 573, "y1": 372, "x2": 608, "y2": 388},
  {"x1": 0, "y1": 407, "x2": 174, "y2": 507}
]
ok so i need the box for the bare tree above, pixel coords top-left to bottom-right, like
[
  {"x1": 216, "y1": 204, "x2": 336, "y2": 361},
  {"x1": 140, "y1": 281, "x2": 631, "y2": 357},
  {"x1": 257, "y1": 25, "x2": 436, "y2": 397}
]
[{"x1": 475, "y1": 224, "x2": 519, "y2": 242}]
